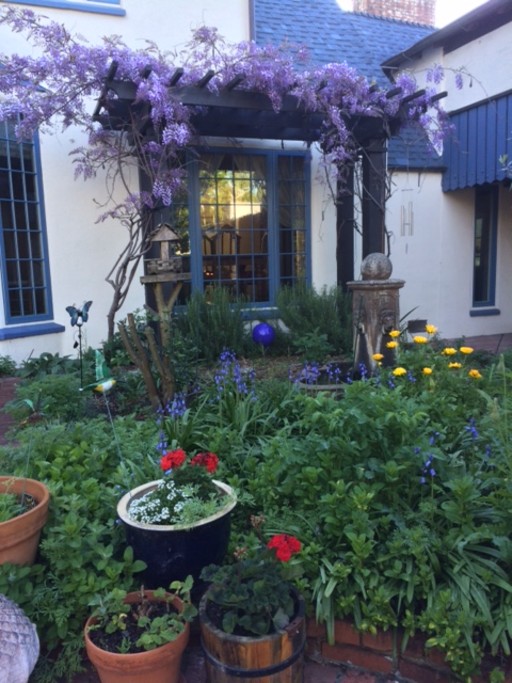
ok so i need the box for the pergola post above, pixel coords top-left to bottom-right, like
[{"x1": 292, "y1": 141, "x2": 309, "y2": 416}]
[
  {"x1": 361, "y1": 136, "x2": 387, "y2": 256},
  {"x1": 336, "y1": 167, "x2": 355, "y2": 290}
]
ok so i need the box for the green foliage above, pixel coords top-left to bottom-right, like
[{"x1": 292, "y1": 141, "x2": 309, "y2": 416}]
[
  {"x1": 19, "y1": 352, "x2": 78, "y2": 380},
  {"x1": 173, "y1": 288, "x2": 251, "y2": 362},
  {"x1": 166, "y1": 326, "x2": 202, "y2": 391},
  {"x1": 0, "y1": 354, "x2": 16, "y2": 376},
  {"x1": 0, "y1": 491, "x2": 25, "y2": 521},
  {"x1": 201, "y1": 532, "x2": 302, "y2": 637},
  {"x1": 5, "y1": 374, "x2": 88, "y2": 423},
  {"x1": 4, "y1": 338, "x2": 512, "y2": 680},
  {"x1": 291, "y1": 329, "x2": 335, "y2": 361},
  {"x1": 277, "y1": 283, "x2": 352, "y2": 359},
  {"x1": 87, "y1": 577, "x2": 197, "y2": 653},
  {"x1": 0, "y1": 416, "x2": 158, "y2": 682}
]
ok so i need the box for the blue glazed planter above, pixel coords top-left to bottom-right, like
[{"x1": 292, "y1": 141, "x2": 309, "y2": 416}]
[{"x1": 117, "y1": 480, "x2": 237, "y2": 589}]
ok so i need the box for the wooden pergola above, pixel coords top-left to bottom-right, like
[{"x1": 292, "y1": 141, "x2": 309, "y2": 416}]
[{"x1": 93, "y1": 64, "x2": 439, "y2": 285}]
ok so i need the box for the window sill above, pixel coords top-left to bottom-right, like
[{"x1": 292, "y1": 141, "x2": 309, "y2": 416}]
[
  {"x1": 0, "y1": 322, "x2": 66, "y2": 340},
  {"x1": 470, "y1": 308, "x2": 500, "y2": 317}
]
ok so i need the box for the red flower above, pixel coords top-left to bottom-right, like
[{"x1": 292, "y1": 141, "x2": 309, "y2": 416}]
[
  {"x1": 190, "y1": 451, "x2": 219, "y2": 473},
  {"x1": 160, "y1": 448, "x2": 187, "y2": 472},
  {"x1": 267, "y1": 534, "x2": 302, "y2": 562}
]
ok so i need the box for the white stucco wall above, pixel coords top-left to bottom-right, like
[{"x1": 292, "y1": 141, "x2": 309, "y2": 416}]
[
  {"x1": 421, "y1": 22, "x2": 512, "y2": 114},
  {"x1": 387, "y1": 171, "x2": 512, "y2": 340},
  {"x1": 385, "y1": 16, "x2": 512, "y2": 340},
  {"x1": 309, "y1": 147, "x2": 338, "y2": 291},
  {"x1": 0, "y1": 0, "x2": 250, "y2": 364}
]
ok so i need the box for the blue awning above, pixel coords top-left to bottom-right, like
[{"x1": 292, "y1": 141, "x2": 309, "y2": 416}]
[{"x1": 442, "y1": 92, "x2": 512, "y2": 191}]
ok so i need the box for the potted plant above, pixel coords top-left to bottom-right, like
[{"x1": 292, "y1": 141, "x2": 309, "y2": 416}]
[
  {"x1": 117, "y1": 448, "x2": 237, "y2": 588},
  {"x1": 199, "y1": 517, "x2": 305, "y2": 682},
  {"x1": 84, "y1": 576, "x2": 197, "y2": 683},
  {"x1": 0, "y1": 476, "x2": 50, "y2": 566}
]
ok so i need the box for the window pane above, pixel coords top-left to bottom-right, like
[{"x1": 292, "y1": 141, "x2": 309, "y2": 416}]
[
  {"x1": 0, "y1": 117, "x2": 50, "y2": 320},
  {"x1": 473, "y1": 187, "x2": 497, "y2": 306},
  {"x1": 194, "y1": 151, "x2": 307, "y2": 306},
  {"x1": 199, "y1": 153, "x2": 269, "y2": 303},
  {"x1": 277, "y1": 156, "x2": 306, "y2": 291},
  {"x1": 8, "y1": 290, "x2": 21, "y2": 317}
]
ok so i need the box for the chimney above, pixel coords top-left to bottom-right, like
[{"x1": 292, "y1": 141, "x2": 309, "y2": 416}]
[{"x1": 352, "y1": 0, "x2": 435, "y2": 26}]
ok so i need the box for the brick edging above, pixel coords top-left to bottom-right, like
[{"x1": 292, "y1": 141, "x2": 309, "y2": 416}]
[{"x1": 306, "y1": 617, "x2": 512, "y2": 683}]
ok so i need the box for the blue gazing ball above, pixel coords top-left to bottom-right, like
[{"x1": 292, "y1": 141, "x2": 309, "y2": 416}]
[{"x1": 252, "y1": 322, "x2": 275, "y2": 347}]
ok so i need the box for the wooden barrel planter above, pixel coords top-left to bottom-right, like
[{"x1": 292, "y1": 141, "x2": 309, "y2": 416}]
[{"x1": 199, "y1": 590, "x2": 306, "y2": 683}]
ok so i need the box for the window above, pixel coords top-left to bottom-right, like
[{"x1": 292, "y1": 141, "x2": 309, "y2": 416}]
[
  {"x1": 169, "y1": 149, "x2": 309, "y2": 307},
  {"x1": 0, "y1": 119, "x2": 54, "y2": 324},
  {"x1": 3, "y1": 0, "x2": 125, "y2": 16},
  {"x1": 472, "y1": 185, "x2": 498, "y2": 307}
]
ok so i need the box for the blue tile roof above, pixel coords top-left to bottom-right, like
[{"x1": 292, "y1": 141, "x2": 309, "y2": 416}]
[
  {"x1": 253, "y1": 0, "x2": 434, "y2": 85},
  {"x1": 253, "y1": 0, "x2": 442, "y2": 169}
]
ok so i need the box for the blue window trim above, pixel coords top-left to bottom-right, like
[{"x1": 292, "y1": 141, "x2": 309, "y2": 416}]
[
  {"x1": 470, "y1": 307, "x2": 500, "y2": 317},
  {"x1": 187, "y1": 147, "x2": 311, "y2": 309},
  {"x1": 472, "y1": 185, "x2": 498, "y2": 308},
  {"x1": 0, "y1": 322, "x2": 65, "y2": 340},
  {"x1": 3, "y1": 0, "x2": 125, "y2": 16},
  {"x1": 0, "y1": 128, "x2": 55, "y2": 325}
]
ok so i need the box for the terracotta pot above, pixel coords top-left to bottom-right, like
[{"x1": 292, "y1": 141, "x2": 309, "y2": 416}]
[
  {"x1": 0, "y1": 476, "x2": 50, "y2": 566},
  {"x1": 117, "y1": 480, "x2": 237, "y2": 589},
  {"x1": 84, "y1": 590, "x2": 189, "y2": 683},
  {"x1": 199, "y1": 589, "x2": 306, "y2": 682}
]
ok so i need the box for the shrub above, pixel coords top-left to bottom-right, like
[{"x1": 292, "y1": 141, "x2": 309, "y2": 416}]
[
  {"x1": 277, "y1": 283, "x2": 352, "y2": 359},
  {"x1": 18, "y1": 352, "x2": 79, "y2": 380},
  {"x1": 0, "y1": 354, "x2": 16, "y2": 376},
  {"x1": 5, "y1": 374, "x2": 88, "y2": 423},
  {"x1": 173, "y1": 288, "x2": 251, "y2": 362}
]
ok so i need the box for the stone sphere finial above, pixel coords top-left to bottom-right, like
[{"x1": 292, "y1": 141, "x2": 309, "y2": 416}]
[{"x1": 361, "y1": 253, "x2": 393, "y2": 280}]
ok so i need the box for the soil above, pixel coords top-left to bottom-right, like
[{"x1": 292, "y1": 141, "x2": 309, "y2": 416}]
[{"x1": 87, "y1": 599, "x2": 181, "y2": 654}]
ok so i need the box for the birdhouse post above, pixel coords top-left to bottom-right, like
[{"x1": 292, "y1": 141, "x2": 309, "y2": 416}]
[{"x1": 140, "y1": 223, "x2": 190, "y2": 349}]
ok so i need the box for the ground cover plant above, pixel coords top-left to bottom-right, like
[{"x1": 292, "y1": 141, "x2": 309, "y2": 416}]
[{"x1": 0, "y1": 327, "x2": 511, "y2": 681}]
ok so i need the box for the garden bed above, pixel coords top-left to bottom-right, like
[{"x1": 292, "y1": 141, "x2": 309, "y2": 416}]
[{"x1": 2, "y1": 335, "x2": 512, "y2": 683}]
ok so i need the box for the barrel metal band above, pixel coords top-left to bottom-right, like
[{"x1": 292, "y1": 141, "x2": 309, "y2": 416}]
[{"x1": 201, "y1": 633, "x2": 305, "y2": 678}]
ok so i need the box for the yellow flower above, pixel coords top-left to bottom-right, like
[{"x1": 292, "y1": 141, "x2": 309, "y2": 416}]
[
  {"x1": 392, "y1": 367, "x2": 407, "y2": 377},
  {"x1": 459, "y1": 346, "x2": 474, "y2": 355},
  {"x1": 468, "y1": 369, "x2": 482, "y2": 379},
  {"x1": 442, "y1": 347, "x2": 457, "y2": 356},
  {"x1": 448, "y1": 362, "x2": 462, "y2": 369},
  {"x1": 389, "y1": 330, "x2": 401, "y2": 338},
  {"x1": 425, "y1": 324, "x2": 438, "y2": 335},
  {"x1": 372, "y1": 353, "x2": 384, "y2": 361},
  {"x1": 386, "y1": 341, "x2": 398, "y2": 349},
  {"x1": 413, "y1": 335, "x2": 428, "y2": 344},
  {"x1": 422, "y1": 367, "x2": 433, "y2": 375}
]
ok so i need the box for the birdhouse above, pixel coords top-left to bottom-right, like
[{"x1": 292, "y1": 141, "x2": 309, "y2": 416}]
[{"x1": 146, "y1": 223, "x2": 183, "y2": 274}]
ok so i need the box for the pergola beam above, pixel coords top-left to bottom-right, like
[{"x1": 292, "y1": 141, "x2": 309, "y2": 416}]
[{"x1": 92, "y1": 64, "x2": 425, "y2": 289}]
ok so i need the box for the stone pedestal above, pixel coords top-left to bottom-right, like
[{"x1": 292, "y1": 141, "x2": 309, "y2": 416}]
[{"x1": 347, "y1": 253, "x2": 404, "y2": 374}]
